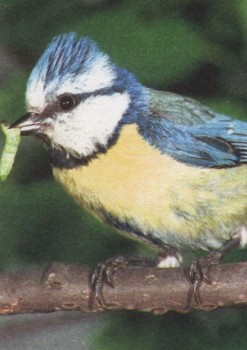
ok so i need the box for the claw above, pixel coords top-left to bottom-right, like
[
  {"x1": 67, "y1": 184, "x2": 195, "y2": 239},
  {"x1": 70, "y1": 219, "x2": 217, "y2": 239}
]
[
  {"x1": 188, "y1": 235, "x2": 241, "y2": 307},
  {"x1": 189, "y1": 258, "x2": 212, "y2": 307},
  {"x1": 193, "y1": 280, "x2": 203, "y2": 306},
  {"x1": 90, "y1": 256, "x2": 128, "y2": 309},
  {"x1": 89, "y1": 255, "x2": 160, "y2": 309}
]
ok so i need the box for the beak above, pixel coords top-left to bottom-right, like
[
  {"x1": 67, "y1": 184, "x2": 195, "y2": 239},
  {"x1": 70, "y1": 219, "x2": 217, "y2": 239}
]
[{"x1": 10, "y1": 113, "x2": 42, "y2": 136}]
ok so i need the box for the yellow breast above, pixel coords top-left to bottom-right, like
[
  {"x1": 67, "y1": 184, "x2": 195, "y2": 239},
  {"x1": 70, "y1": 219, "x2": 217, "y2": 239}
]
[{"x1": 53, "y1": 124, "x2": 247, "y2": 250}]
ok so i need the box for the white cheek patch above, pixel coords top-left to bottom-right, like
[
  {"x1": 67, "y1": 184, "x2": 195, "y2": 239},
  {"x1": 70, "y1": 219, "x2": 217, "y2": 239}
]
[{"x1": 49, "y1": 92, "x2": 130, "y2": 157}]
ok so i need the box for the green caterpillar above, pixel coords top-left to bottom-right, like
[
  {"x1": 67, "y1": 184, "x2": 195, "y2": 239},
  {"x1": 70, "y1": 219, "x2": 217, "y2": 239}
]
[{"x1": 0, "y1": 122, "x2": 20, "y2": 181}]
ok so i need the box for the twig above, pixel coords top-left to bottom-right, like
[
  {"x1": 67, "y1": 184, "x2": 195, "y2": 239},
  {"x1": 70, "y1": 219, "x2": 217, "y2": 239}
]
[{"x1": 0, "y1": 261, "x2": 246, "y2": 315}]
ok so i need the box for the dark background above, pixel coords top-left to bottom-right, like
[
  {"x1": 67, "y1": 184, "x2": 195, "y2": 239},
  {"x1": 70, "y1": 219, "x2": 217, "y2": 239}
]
[{"x1": 1, "y1": 0, "x2": 247, "y2": 349}]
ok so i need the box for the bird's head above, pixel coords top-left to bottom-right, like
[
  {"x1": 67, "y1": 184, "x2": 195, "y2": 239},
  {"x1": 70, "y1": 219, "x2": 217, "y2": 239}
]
[{"x1": 12, "y1": 33, "x2": 147, "y2": 167}]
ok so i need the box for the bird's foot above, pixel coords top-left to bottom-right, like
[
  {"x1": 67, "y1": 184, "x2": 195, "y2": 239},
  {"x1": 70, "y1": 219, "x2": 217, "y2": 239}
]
[
  {"x1": 89, "y1": 255, "x2": 161, "y2": 309},
  {"x1": 188, "y1": 233, "x2": 242, "y2": 306},
  {"x1": 189, "y1": 250, "x2": 223, "y2": 306},
  {"x1": 90, "y1": 255, "x2": 128, "y2": 309}
]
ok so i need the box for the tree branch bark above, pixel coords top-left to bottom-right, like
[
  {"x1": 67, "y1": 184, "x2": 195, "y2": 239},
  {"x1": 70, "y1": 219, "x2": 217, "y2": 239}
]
[{"x1": 0, "y1": 261, "x2": 246, "y2": 315}]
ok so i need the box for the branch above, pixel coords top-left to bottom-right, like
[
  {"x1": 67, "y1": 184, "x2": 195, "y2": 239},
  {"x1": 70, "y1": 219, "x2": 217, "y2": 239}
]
[{"x1": 0, "y1": 261, "x2": 246, "y2": 315}]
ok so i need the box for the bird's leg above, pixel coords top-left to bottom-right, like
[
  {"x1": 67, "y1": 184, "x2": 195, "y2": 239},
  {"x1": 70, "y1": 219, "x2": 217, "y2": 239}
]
[
  {"x1": 89, "y1": 248, "x2": 181, "y2": 309},
  {"x1": 90, "y1": 255, "x2": 128, "y2": 309},
  {"x1": 189, "y1": 226, "x2": 246, "y2": 306},
  {"x1": 89, "y1": 255, "x2": 160, "y2": 309}
]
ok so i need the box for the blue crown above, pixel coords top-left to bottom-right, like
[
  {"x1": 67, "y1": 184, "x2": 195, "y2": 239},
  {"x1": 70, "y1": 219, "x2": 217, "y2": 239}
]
[{"x1": 27, "y1": 33, "x2": 107, "y2": 89}]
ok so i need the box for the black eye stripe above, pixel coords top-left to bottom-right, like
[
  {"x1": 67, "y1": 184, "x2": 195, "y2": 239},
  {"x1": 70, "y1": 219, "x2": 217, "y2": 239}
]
[
  {"x1": 74, "y1": 86, "x2": 125, "y2": 102},
  {"x1": 55, "y1": 86, "x2": 125, "y2": 114}
]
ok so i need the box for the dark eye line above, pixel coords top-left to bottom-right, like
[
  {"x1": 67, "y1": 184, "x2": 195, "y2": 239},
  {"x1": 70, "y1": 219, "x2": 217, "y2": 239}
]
[
  {"x1": 71, "y1": 86, "x2": 125, "y2": 102},
  {"x1": 56, "y1": 86, "x2": 125, "y2": 113}
]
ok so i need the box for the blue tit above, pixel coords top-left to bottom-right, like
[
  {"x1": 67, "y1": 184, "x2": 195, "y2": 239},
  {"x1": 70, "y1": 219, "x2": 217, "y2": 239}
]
[{"x1": 11, "y1": 33, "x2": 247, "y2": 280}]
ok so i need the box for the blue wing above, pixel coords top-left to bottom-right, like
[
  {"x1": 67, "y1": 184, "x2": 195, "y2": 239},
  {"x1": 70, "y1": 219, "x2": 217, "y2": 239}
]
[
  {"x1": 147, "y1": 89, "x2": 216, "y2": 125},
  {"x1": 139, "y1": 111, "x2": 247, "y2": 168}
]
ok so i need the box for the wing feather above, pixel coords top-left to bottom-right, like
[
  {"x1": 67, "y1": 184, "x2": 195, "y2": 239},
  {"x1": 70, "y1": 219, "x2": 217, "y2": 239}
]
[
  {"x1": 140, "y1": 90, "x2": 247, "y2": 168},
  {"x1": 147, "y1": 88, "x2": 216, "y2": 125}
]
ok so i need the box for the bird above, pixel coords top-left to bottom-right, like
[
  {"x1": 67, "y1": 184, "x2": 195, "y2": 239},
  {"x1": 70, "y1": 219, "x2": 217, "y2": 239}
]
[{"x1": 11, "y1": 33, "x2": 247, "y2": 306}]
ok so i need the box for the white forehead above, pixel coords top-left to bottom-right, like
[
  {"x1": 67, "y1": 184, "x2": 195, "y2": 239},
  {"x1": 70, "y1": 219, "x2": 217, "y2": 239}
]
[{"x1": 25, "y1": 54, "x2": 116, "y2": 112}]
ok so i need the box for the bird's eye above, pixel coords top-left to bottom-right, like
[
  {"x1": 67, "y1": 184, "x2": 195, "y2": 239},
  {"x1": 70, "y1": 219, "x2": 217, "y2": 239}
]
[{"x1": 58, "y1": 95, "x2": 76, "y2": 111}]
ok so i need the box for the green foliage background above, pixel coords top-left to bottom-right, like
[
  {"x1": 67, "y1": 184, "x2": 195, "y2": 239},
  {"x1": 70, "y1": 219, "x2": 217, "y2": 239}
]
[{"x1": 1, "y1": 0, "x2": 247, "y2": 349}]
